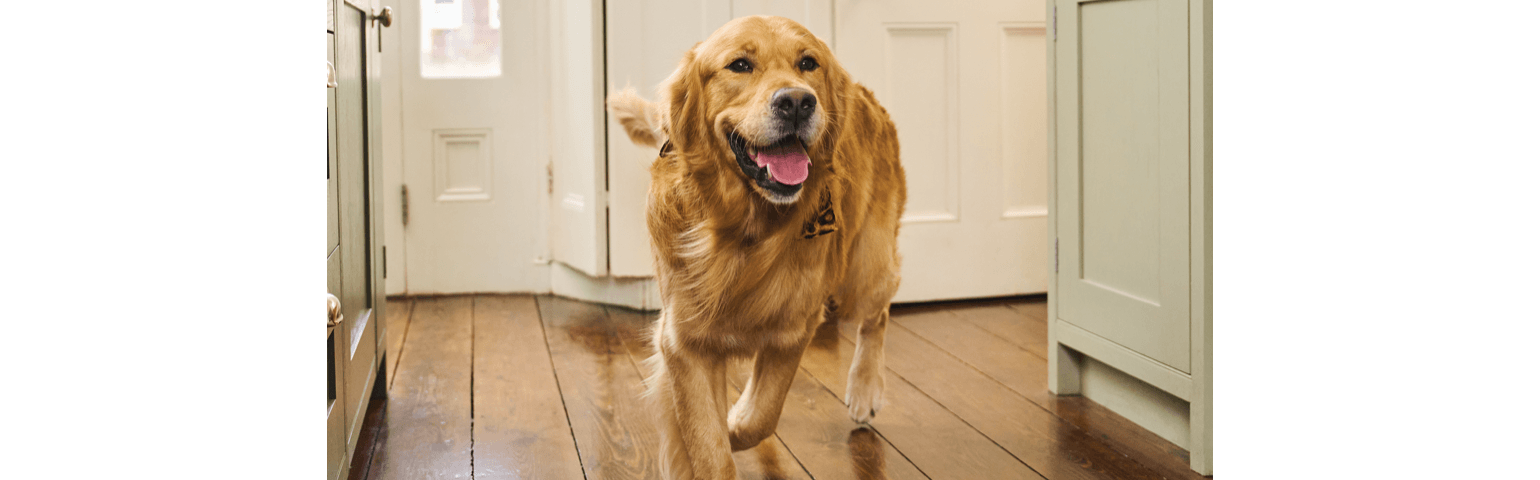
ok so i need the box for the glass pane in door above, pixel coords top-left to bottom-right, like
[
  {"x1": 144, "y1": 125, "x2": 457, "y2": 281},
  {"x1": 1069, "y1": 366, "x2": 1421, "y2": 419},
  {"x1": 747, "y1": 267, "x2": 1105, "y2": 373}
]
[{"x1": 421, "y1": 0, "x2": 502, "y2": 78}]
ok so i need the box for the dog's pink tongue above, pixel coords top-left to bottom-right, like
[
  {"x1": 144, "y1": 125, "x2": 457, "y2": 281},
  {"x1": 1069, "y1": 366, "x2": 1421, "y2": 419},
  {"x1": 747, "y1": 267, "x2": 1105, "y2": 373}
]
[{"x1": 755, "y1": 147, "x2": 810, "y2": 185}]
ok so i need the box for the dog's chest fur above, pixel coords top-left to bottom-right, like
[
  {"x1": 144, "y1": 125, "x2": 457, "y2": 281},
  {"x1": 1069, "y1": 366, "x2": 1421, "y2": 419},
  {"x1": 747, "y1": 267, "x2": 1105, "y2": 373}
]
[{"x1": 654, "y1": 195, "x2": 839, "y2": 355}]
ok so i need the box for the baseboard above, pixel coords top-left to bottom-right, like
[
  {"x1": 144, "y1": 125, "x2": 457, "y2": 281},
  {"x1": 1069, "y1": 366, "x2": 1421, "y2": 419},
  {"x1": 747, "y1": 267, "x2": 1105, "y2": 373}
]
[
  {"x1": 1079, "y1": 353, "x2": 1191, "y2": 449},
  {"x1": 549, "y1": 262, "x2": 662, "y2": 311}
]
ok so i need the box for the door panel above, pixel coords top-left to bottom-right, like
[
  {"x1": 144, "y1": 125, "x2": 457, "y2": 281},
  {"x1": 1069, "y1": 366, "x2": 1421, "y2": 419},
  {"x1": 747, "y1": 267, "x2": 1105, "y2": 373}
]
[
  {"x1": 1055, "y1": 0, "x2": 1190, "y2": 371},
  {"x1": 885, "y1": 25, "x2": 957, "y2": 223},
  {"x1": 1001, "y1": 24, "x2": 1049, "y2": 219},
  {"x1": 837, "y1": 0, "x2": 1048, "y2": 302}
]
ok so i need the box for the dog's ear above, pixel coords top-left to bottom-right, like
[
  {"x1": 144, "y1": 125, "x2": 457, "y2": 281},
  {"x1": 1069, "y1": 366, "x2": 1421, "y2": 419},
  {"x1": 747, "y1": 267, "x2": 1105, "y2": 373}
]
[
  {"x1": 659, "y1": 44, "x2": 712, "y2": 158},
  {"x1": 813, "y1": 38, "x2": 852, "y2": 153},
  {"x1": 606, "y1": 86, "x2": 660, "y2": 148}
]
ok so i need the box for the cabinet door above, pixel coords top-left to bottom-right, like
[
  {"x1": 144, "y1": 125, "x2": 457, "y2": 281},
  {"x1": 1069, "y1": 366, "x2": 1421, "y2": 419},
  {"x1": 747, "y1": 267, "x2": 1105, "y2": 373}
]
[
  {"x1": 332, "y1": 1, "x2": 383, "y2": 477},
  {"x1": 334, "y1": 0, "x2": 375, "y2": 461},
  {"x1": 1053, "y1": 0, "x2": 1190, "y2": 372}
]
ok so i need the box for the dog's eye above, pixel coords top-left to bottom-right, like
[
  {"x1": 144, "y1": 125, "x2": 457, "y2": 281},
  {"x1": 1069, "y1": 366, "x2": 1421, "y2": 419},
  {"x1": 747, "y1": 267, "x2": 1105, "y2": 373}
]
[
  {"x1": 726, "y1": 59, "x2": 754, "y2": 73},
  {"x1": 798, "y1": 56, "x2": 820, "y2": 72}
]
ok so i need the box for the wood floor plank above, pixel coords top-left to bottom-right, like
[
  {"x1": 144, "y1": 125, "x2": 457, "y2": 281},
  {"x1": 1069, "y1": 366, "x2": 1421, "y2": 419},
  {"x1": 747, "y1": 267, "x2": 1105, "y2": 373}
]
[
  {"x1": 536, "y1": 296, "x2": 663, "y2": 480},
  {"x1": 924, "y1": 302, "x2": 1047, "y2": 360},
  {"x1": 800, "y1": 322, "x2": 1046, "y2": 480},
  {"x1": 845, "y1": 317, "x2": 1167, "y2": 480},
  {"x1": 382, "y1": 297, "x2": 415, "y2": 389},
  {"x1": 1008, "y1": 299, "x2": 1048, "y2": 322},
  {"x1": 365, "y1": 296, "x2": 473, "y2": 480},
  {"x1": 472, "y1": 295, "x2": 586, "y2": 480},
  {"x1": 604, "y1": 306, "x2": 812, "y2": 480},
  {"x1": 891, "y1": 309, "x2": 1046, "y2": 403}
]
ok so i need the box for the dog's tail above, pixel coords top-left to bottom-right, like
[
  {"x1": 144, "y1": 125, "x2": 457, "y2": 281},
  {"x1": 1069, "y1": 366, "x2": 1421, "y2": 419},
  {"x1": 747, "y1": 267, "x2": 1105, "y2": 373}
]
[{"x1": 606, "y1": 86, "x2": 665, "y2": 149}]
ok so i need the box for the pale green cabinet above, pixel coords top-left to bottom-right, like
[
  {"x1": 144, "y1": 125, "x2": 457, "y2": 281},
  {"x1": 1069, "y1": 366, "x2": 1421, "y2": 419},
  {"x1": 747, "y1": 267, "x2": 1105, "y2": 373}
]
[
  {"x1": 1046, "y1": 0, "x2": 1211, "y2": 475},
  {"x1": 326, "y1": 1, "x2": 390, "y2": 479}
]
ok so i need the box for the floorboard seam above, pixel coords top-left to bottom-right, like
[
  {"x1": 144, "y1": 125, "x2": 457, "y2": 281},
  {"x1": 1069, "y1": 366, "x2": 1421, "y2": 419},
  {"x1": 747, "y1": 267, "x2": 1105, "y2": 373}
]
[
  {"x1": 387, "y1": 300, "x2": 418, "y2": 391},
  {"x1": 470, "y1": 296, "x2": 477, "y2": 479},
  {"x1": 539, "y1": 297, "x2": 590, "y2": 480},
  {"x1": 772, "y1": 433, "x2": 815, "y2": 480},
  {"x1": 794, "y1": 365, "x2": 933, "y2": 480},
  {"x1": 863, "y1": 426, "x2": 933, "y2": 480}
]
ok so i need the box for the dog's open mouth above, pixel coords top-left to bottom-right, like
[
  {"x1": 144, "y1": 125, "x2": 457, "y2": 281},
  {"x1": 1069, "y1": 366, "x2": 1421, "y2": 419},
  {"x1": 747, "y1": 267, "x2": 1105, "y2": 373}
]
[{"x1": 728, "y1": 131, "x2": 808, "y2": 200}]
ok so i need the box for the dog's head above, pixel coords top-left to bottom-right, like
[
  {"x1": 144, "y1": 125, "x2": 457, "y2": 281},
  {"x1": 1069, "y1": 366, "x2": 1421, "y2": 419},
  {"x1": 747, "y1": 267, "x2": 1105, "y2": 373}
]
[{"x1": 659, "y1": 16, "x2": 847, "y2": 205}]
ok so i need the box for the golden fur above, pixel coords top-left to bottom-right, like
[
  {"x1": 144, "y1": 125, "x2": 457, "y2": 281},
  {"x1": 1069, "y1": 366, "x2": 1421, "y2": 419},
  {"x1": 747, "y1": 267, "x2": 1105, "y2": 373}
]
[{"x1": 606, "y1": 15, "x2": 905, "y2": 480}]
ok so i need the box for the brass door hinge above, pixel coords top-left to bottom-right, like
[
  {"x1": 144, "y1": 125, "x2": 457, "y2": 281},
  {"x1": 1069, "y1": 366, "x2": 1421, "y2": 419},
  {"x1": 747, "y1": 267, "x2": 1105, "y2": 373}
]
[{"x1": 401, "y1": 184, "x2": 410, "y2": 226}]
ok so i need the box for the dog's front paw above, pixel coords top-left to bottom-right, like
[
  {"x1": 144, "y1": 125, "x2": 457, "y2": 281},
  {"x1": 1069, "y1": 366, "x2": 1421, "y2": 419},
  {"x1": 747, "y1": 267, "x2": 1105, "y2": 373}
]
[
  {"x1": 727, "y1": 401, "x2": 772, "y2": 451},
  {"x1": 844, "y1": 372, "x2": 886, "y2": 424},
  {"x1": 727, "y1": 423, "x2": 765, "y2": 452}
]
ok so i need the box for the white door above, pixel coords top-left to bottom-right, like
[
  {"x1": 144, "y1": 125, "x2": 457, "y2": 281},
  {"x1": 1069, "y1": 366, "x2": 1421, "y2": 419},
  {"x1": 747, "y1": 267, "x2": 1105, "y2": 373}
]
[
  {"x1": 836, "y1": 0, "x2": 1050, "y2": 302},
  {"x1": 1053, "y1": 0, "x2": 1191, "y2": 372},
  {"x1": 548, "y1": 0, "x2": 609, "y2": 277},
  {"x1": 399, "y1": 0, "x2": 549, "y2": 293}
]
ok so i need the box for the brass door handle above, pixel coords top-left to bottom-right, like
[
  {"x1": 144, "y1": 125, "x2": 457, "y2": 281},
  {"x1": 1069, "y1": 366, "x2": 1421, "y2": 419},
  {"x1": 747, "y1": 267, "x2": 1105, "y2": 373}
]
[
  {"x1": 326, "y1": 61, "x2": 337, "y2": 88},
  {"x1": 327, "y1": 294, "x2": 343, "y2": 327},
  {"x1": 374, "y1": 7, "x2": 393, "y2": 28}
]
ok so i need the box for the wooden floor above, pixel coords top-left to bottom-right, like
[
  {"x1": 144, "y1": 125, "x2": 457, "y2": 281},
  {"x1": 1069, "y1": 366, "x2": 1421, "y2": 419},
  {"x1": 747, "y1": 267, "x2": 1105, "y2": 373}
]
[{"x1": 347, "y1": 294, "x2": 1210, "y2": 480}]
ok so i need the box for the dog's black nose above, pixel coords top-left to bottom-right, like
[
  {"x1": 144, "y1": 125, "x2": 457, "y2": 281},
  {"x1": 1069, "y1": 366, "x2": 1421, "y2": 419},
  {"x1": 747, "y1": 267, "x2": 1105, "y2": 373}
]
[{"x1": 771, "y1": 87, "x2": 817, "y2": 123}]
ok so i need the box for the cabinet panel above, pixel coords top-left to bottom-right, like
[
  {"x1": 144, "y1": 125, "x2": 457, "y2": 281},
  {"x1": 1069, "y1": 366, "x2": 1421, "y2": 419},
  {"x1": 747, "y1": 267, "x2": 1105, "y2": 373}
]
[
  {"x1": 345, "y1": 309, "x2": 377, "y2": 438},
  {"x1": 1054, "y1": 0, "x2": 1189, "y2": 372}
]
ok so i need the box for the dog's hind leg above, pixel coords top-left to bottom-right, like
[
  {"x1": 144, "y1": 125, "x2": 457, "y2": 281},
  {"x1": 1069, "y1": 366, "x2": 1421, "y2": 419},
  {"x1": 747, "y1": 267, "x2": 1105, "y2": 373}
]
[
  {"x1": 845, "y1": 307, "x2": 889, "y2": 424},
  {"x1": 840, "y1": 227, "x2": 901, "y2": 425}
]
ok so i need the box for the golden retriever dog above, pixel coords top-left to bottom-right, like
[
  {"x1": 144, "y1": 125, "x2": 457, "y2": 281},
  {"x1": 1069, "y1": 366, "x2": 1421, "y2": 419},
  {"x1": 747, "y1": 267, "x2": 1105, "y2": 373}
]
[{"x1": 607, "y1": 15, "x2": 905, "y2": 479}]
